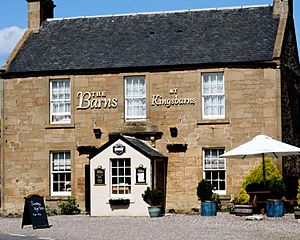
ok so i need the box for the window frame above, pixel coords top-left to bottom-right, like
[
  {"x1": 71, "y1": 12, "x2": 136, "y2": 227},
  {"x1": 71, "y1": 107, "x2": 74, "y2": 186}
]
[
  {"x1": 110, "y1": 158, "x2": 132, "y2": 198},
  {"x1": 50, "y1": 151, "x2": 72, "y2": 197},
  {"x1": 50, "y1": 79, "x2": 71, "y2": 124},
  {"x1": 124, "y1": 76, "x2": 147, "y2": 121},
  {"x1": 201, "y1": 73, "x2": 225, "y2": 120},
  {"x1": 203, "y1": 148, "x2": 226, "y2": 195}
]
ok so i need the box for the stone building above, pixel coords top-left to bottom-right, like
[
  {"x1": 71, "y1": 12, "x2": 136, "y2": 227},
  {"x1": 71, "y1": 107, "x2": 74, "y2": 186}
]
[{"x1": 0, "y1": 0, "x2": 300, "y2": 215}]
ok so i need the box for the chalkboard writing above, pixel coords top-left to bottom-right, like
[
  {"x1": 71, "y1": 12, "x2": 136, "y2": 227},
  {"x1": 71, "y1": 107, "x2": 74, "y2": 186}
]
[
  {"x1": 22, "y1": 195, "x2": 50, "y2": 229},
  {"x1": 95, "y1": 168, "x2": 105, "y2": 185}
]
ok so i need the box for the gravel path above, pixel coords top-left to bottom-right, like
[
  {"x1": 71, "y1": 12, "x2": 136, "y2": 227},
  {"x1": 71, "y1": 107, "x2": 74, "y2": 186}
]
[{"x1": 0, "y1": 213, "x2": 299, "y2": 240}]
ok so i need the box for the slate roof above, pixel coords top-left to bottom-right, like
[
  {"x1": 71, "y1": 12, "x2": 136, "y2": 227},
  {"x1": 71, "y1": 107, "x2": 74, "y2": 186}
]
[
  {"x1": 7, "y1": 5, "x2": 279, "y2": 74},
  {"x1": 89, "y1": 135, "x2": 167, "y2": 160}
]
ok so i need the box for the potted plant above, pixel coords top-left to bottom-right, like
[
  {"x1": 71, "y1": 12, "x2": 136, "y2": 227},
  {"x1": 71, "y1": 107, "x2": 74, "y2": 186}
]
[
  {"x1": 233, "y1": 188, "x2": 253, "y2": 216},
  {"x1": 266, "y1": 179, "x2": 286, "y2": 217},
  {"x1": 294, "y1": 179, "x2": 300, "y2": 219},
  {"x1": 142, "y1": 187, "x2": 164, "y2": 217},
  {"x1": 197, "y1": 179, "x2": 217, "y2": 216}
]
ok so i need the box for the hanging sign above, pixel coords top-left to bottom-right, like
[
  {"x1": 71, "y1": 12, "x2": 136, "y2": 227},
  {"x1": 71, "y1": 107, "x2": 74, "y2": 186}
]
[
  {"x1": 113, "y1": 144, "x2": 125, "y2": 155},
  {"x1": 136, "y1": 165, "x2": 146, "y2": 184},
  {"x1": 94, "y1": 167, "x2": 105, "y2": 185}
]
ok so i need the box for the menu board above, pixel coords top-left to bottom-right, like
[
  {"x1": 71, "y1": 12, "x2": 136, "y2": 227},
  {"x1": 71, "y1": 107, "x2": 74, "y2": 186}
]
[
  {"x1": 136, "y1": 167, "x2": 146, "y2": 184},
  {"x1": 22, "y1": 195, "x2": 50, "y2": 229},
  {"x1": 95, "y1": 168, "x2": 105, "y2": 185}
]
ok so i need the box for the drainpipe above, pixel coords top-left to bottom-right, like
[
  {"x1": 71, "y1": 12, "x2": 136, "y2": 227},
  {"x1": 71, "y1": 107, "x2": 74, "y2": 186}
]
[{"x1": 0, "y1": 68, "x2": 4, "y2": 211}]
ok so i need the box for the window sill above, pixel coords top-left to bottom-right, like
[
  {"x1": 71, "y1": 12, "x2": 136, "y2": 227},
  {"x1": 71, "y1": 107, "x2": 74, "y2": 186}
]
[
  {"x1": 197, "y1": 119, "x2": 230, "y2": 125},
  {"x1": 45, "y1": 196, "x2": 70, "y2": 201},
  {"x1": 45, "y1": 123, "x2": 75, "y2": 129}
]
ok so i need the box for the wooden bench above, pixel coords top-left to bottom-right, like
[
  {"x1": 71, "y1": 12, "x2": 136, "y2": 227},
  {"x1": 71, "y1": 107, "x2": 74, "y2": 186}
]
[{"x1": 248, "y1": 191, "x2": 272, "y2": 214}]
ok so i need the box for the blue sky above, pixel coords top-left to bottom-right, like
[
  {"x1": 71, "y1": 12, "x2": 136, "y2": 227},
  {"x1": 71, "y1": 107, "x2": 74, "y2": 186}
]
[{"x1": 0, "y1": 0, "x2": 299, "y2": 67}]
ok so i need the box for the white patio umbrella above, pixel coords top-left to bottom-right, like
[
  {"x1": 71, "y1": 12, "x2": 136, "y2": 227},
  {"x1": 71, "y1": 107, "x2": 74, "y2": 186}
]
[{"x1": 220, "y1": 135, "x2": 300, "y2": 186}]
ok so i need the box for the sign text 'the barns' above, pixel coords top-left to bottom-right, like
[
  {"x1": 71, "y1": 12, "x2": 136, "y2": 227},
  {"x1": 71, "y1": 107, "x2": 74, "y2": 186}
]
[{"x1": 77, "y1": 91, "x2": 118, "y2": 109}]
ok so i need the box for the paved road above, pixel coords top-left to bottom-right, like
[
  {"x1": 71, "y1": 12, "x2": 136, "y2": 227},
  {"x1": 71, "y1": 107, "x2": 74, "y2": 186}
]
[
  {"x1": 0, "y1": 234, "x2": 47, "y2": 240},
  {"x1": 0, "y1": 213, "x2": 299, "y2": 240}
]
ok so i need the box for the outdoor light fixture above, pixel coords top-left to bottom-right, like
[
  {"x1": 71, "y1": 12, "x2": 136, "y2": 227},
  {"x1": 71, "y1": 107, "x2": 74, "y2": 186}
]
[
  {"x1": 93, "y1": 128, "x2": 102, "y2": 139},
  {"x1": 170, "y1": 127, "x2": 178, "y2": 137}
]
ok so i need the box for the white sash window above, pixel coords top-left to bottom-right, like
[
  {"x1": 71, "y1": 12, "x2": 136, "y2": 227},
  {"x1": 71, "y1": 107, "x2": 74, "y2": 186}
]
[
  {"x1": 125, "y1": 76, "x2": 146, "y2": 120},
  {"x1": 50, "y1": 151, "x2": 71, "y2": 196},
  {"x1": 203, "y1": 149, "x2": 226, "y2": 195},
  {"x1": 50, "y1": 80, "x2": 71, "y2": 124},
  {"x1": 202, "y1": 73, "x2": 225, "y2": 119},
  {"x1": 111, "y1": 159, "x2": 131, "y2": 198}
]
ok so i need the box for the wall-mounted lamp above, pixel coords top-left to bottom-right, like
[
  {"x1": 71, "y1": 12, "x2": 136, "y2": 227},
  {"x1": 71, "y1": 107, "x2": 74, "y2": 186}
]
[
  {"x1": 170, "y1": 127, "x2": 178, "y2": 138},
  {"x1": 93, "y1": 128, "x2": 102, "y2": 139}
]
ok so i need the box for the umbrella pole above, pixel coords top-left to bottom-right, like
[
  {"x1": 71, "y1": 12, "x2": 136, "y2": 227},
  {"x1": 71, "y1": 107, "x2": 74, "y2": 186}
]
[{"x1": 262, "y1": 153, "x2": 266, "y2": 189}]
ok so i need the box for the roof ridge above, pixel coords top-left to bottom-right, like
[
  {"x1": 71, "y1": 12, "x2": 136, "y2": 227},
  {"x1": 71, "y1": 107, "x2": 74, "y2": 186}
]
[{"x1": 47, "y1": 4, "x2": 271, "y2": 22}]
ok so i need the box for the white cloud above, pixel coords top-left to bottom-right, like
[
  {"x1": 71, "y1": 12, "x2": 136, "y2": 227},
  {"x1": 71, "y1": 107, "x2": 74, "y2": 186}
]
[{"x1": 0, "y1": 26, "x2": 26, "y2": 63}]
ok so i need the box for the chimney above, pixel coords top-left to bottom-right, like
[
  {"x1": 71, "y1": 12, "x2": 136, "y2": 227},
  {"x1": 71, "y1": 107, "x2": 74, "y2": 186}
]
[
  {"x1": 273, "y1": 0, "x2": 293, "y2": 17},
  {"x1": 27, "y1": 0, "x2": 56, "y2": 31}
]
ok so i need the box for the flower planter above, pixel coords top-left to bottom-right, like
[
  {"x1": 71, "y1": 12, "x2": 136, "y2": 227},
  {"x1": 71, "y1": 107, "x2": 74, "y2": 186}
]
[
  {"x1": 200, "y1": 201, "x2": 217, "y2": 216},
  {"x1": 294, "y1": 208, "x2": 300, "y2": 219},
  {"x1": 266, "y1": 199, "x2": 284, "y2": 217},
  {"x1": 234, "y1": 204, "x2": 254, "y2": 216},
  {"x1": 148, "y1": 206, "x2": 162, "y2": 218},
  {"x1": 109, "y1": 199, "x2": 130, "y2": 205}
]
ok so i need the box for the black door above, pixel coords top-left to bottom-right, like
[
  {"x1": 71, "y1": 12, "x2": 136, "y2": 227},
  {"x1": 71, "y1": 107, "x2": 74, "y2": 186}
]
[{"x1": 85, "y1": 165, "x2": 90, "y2": 213}]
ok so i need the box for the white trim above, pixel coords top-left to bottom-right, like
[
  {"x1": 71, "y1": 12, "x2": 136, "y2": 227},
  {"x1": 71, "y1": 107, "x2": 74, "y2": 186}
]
[{"x1": 47, "y1": 5, "x2": 271, "y2": 22}]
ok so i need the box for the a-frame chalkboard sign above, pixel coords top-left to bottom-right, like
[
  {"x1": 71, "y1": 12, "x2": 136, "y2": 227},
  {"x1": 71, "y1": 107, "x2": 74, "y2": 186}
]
[{"x1": 22, "y1": 195, "x2": 50, "y2": 229}]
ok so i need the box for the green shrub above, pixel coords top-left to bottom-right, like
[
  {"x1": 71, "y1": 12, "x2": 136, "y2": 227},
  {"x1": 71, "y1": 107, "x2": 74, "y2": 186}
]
[
  {"x1": 242, "y1": 158, "x2": 283, "y2": 189},
  {"x1": 297, "y1": 179, "x2": 300, "y2": 207},
  {"x1": 142, "y1": 187, "x2": 164, "y2": 206},
  {"x1": 196, "y1": 179, "x2": 213, "y2": 201},
  {"x1": 242, "y1": 158, "x2": 286, "y2": 199},
  {"x1": 58, "y1": 197, "x2": 81, "y2": 215},
  {"x1": 234, "y1": 188, "x2": 250, "y2": 205},
  {"x1": 269, "y1": 179, "x2": 286, "y2": 199}
]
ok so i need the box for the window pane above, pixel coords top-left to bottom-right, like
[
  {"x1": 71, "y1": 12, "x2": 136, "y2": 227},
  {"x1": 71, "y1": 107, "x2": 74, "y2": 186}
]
[
  {"x1": 219, "y1": 171, "x2": 226, "y2": 180},
  {"x1": 112, "y1": 177, "x2": 117, "y2": 184},
  {"x1": 119, "y1": 160, "x2": 124, "y2": 167},
  {"x1": 53, "y1": 182, "x2": 58, "y2": 192},
  {"x1": 220, "y1": 181, "x2": 226, "y2": 190},
  {"x1": 112, "y1": 168, "x2": 117, "y2": 176},
  {"x1": 125, "y1": 168, "x2": 130, "y2": 175}
]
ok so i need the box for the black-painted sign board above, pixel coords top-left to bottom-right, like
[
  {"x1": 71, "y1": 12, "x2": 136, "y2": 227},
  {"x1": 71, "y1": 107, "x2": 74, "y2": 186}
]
[
  {"x1": 95, "y1": 168, "x2": 105, "y2": 185},
  {"x1": 22, "y1": 195, "x2": 50, "y2": 229}
]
